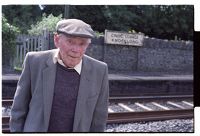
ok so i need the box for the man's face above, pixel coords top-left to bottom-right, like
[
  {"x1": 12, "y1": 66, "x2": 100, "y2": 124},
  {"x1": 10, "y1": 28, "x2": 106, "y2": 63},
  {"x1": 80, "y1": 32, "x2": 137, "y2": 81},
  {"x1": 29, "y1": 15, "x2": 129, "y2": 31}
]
[{"x1": 54, "y1": 33, "x2": 90, "y2": 68}]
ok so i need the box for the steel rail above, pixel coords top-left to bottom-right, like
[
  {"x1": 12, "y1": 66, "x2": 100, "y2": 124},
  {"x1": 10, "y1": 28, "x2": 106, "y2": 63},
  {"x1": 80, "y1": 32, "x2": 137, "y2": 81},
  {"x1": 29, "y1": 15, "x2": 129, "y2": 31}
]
[
  {"x1": 107, "y1": 109, "x2": 194, "y2": 124},
  {"x1": 3, "y1": 95, "x2": 193, "y2": 106},
  {"x1": 2, "y1": 95, "x2": 194, "y2": 133},
  {"x1": 109, "y1": 95, "x2": 193, "y2": 103},
  {"x1": 2, "y1": 99, "x2": 13, "y2": 107},
  {"x1": 2, "y1": 116, "x2": 10, "y2": 133}
]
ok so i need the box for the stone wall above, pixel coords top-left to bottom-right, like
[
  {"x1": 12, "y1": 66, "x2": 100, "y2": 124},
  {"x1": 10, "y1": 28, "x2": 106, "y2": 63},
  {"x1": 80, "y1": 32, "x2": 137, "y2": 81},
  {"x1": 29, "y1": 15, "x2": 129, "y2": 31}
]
[{"x1": 86, "y1": 36, "x2": 193, "y2": 74}]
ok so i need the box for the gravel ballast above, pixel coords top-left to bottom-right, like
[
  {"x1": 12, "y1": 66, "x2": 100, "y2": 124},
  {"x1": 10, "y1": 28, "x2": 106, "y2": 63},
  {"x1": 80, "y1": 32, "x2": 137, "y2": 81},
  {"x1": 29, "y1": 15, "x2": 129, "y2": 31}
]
[{"x1": 106, "y1": 119, "x2": 194, "y2": 132}]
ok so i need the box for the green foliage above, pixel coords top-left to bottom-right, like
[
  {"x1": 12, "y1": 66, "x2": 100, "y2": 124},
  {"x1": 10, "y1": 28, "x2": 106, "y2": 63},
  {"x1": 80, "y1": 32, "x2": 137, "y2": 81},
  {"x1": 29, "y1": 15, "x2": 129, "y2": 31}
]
[
  {"x1": 94, "y1": 31, "x2": 104, "y2": 37},
  {"x1": 100, "y1": 5, "x2": 193, "y2": 40},
  {"x1": 2, "y1": 5, "x2": 42, "y2": 34},
  {"x1": 134, "y1": 5, "x2": 194, "y2": 40},
  {"x1": 2, "y1": 14, "x2": 20, "y2": 66},
  {"x1": 69, "y1": 5, "x2": 193, "y2": 40},
  {"x1": 28, "y1": 14, "x2": 62, "y2": 35},
  {"x1": 14, "y1": 66, "x2": 23, "y2": 72},
  {"x1": 2, "y1": 5, "x2": 193, "y2": 40},
  {"x1": 69, "y1": 6, "x2": 107, "y2": 32}
]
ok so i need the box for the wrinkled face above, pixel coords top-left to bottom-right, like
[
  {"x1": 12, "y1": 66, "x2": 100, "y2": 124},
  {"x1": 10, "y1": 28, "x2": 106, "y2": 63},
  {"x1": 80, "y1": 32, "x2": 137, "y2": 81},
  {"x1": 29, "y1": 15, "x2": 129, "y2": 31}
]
[{"x1": 54, "y1": 33, "x2": 90, "y2": 68}]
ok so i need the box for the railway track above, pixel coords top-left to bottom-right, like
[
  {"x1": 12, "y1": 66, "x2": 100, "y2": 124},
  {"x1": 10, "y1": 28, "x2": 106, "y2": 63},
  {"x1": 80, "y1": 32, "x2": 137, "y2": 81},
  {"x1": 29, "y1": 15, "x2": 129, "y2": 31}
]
[
  {"x1": 108, "y1": 95, "x2": 194, "y2": 123},
  {"x1": 2, "y1": 95, "x2": 194, "y2": 132}
]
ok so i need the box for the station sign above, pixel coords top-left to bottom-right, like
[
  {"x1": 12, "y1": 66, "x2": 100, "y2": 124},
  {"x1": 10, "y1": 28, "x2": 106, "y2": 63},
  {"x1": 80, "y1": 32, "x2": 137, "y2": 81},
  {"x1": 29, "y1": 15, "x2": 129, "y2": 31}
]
[{"x1": 104, "y1": 30, "x2": 144, "y2": 46}]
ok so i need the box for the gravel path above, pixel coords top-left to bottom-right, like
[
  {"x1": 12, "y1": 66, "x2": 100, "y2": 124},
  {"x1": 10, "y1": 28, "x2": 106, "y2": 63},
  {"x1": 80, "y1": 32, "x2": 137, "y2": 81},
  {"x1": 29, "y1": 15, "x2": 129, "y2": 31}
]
[{"x1": 106, "y1": 119, "x2": 194, "y2": 132}]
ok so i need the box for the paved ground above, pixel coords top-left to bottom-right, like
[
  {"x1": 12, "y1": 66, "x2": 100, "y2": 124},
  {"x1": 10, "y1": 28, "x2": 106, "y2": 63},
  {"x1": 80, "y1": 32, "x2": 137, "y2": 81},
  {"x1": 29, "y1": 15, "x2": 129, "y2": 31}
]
[
  {"x1": 2, "y1": 65, "x2": 193, "y2": 81},
  {"x1": 109, "y1": 73, "x2": 193, "y2": 81},
  {"x1": 2, "y1": 72, "x2": 193, "y2": 81}
]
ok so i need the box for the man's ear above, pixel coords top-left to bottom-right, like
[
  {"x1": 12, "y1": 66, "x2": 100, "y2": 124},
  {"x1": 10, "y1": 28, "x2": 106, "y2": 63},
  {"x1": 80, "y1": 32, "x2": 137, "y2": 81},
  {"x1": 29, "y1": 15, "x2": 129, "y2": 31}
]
[{"x1": 54, "y1": 33, "x2": 60, "y2": 48}]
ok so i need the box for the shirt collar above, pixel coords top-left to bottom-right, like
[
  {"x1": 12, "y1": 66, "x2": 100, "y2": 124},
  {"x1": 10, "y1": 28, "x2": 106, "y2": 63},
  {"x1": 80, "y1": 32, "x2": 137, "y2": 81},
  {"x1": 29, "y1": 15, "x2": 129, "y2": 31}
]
[{"x1": 53, "y1": 49, "x2": 82, "y2": 75}]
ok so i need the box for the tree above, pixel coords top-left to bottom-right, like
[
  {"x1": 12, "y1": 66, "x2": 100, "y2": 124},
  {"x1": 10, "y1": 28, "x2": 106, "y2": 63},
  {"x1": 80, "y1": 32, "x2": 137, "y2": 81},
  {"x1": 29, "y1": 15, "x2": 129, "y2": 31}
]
[
  {"x1": 2, "y1": 14, "x2": 20, "y2": 66},
  {"x1": 28, "y1": 13, "x2": 63, "y2": 35},
  {"x1": 2, "y1": 5, "x2": 193, "y2": 40},
  {"x1": 2, "y1": 5, "x2": 42, "y2": 33}
]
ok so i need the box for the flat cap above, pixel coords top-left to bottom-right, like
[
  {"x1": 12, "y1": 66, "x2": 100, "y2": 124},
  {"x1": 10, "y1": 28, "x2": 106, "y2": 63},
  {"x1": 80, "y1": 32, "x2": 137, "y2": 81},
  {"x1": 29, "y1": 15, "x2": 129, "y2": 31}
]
[{"x1": 56, "y1": 19, "x2": 95, "y2": 38}]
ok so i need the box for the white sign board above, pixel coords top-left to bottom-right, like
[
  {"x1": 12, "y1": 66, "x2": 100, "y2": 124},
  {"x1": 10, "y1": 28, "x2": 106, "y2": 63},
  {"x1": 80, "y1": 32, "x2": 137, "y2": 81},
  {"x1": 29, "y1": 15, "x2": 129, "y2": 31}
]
[{"x1": 104, "y1": 30, "x2": 144, "y2": 46}]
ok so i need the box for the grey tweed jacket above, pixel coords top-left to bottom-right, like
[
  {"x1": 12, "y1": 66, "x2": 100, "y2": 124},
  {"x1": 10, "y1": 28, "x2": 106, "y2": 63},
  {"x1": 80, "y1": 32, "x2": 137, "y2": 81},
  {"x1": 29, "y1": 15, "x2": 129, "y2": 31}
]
[{"x1": 10, "y1": 49, "x2": 109, "y2": 132}]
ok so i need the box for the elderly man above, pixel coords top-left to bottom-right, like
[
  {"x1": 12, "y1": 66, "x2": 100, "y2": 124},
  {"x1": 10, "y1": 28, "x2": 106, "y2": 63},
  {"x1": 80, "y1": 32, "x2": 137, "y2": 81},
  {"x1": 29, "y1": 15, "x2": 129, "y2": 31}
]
[{"x1": 10, "y1": 19, "x2": 109, "y2": 132}]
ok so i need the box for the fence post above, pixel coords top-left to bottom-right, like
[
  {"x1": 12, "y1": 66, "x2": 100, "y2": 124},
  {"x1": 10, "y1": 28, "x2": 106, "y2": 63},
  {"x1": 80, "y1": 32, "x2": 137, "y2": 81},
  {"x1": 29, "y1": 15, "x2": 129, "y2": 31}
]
[
  {"x1": 42, "y1": 29, "x2": 49, "y2": 50},
  {"x1": 15, "y1": 36, "x2": 20, "y2": 66},
  {"x1": 49, "y1": 32, "x2": 55, "y2": 49}
]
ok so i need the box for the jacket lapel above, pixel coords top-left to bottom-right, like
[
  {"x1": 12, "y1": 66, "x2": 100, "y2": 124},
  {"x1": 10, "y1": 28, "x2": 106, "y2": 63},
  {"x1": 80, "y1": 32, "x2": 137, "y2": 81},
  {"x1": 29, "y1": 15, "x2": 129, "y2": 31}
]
[
  {"x1": 43, "y1": 53, "x2": 57, "y2": 131},
  {"x1": 73, "y1": 55, "x2": 92, "y2": 131},
  {"x1": 41, "y1": 52, "x2": 92, "y2": 131}
]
